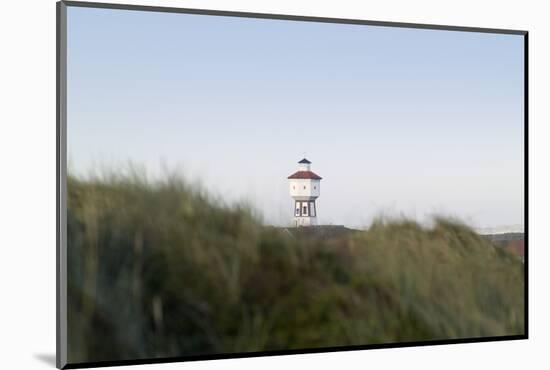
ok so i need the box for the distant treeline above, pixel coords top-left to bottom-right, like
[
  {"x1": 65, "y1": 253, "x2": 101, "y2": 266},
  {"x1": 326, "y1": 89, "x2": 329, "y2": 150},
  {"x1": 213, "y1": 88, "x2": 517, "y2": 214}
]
[
  {"x1": 67, "y1": 171, "x2": 525, "y2": 364},
  {"x1": 483, "y1": 233, "x2": 524, "y2": 242}
]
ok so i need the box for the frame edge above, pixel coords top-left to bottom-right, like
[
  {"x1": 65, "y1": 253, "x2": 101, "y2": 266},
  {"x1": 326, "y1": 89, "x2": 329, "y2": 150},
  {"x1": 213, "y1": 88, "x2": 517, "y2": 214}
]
[
  {"x1": 62, "y1": 0, "x2": 527, "y2": 35},
  {"x1": 57, "y1": 1, "x2": 68, "y2": 368}
]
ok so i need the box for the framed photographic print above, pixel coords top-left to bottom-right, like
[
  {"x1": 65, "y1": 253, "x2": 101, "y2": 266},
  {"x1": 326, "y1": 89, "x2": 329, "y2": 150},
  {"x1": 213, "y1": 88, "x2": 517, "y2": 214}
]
[{"x1": 57, "y1": 1, "x2": 528, "y2": 368}]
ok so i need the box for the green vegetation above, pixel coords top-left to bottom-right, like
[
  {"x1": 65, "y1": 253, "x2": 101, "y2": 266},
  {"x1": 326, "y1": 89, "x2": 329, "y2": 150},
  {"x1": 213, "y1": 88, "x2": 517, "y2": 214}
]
[{"x1": 67, "y1": 171, "x2": 524, "y2": 363}]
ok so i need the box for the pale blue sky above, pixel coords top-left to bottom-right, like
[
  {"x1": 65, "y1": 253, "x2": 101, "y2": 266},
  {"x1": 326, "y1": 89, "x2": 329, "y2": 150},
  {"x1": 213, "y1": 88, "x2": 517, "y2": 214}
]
[{"x1": 67, "y1": 6, "x2": 524, "y2": 229}]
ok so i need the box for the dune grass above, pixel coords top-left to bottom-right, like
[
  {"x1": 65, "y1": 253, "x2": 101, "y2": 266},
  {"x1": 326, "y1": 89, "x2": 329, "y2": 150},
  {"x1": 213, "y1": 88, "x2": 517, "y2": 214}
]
[{"x1": 66, "y1": 171, "x2": 524, "y2": 363}]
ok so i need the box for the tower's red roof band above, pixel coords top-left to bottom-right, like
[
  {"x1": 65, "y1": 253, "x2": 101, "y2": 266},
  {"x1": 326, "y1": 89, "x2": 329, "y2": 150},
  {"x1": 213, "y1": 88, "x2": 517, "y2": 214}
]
[{"x1": 287, "y1": 171, "x2": 322, "y2": 180}]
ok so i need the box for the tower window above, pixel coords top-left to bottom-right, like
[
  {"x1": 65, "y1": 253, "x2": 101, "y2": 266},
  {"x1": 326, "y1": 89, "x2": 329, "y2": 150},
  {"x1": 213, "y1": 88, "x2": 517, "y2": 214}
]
[
  {"x1": 303, "y1": 205, "x2": 308, "y2": 215},
  {"x1": 314, "y1": 186, "x2": 316, "y2": 189},
  {"x1": 303, "y1": 186, "x2": 306, "y2": 189}
]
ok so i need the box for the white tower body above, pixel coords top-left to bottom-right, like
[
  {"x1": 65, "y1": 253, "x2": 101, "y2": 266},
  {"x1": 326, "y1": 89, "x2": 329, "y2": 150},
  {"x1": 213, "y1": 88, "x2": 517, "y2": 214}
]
[{"x1": 288, "y1": 158, "x2": 322, "y2": 227}]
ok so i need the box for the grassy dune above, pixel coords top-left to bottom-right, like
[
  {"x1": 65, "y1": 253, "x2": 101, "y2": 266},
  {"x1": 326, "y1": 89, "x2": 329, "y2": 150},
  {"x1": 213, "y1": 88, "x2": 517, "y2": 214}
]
[{"x1": 67, "y1": 172, "x2": 524, "y2": 363}]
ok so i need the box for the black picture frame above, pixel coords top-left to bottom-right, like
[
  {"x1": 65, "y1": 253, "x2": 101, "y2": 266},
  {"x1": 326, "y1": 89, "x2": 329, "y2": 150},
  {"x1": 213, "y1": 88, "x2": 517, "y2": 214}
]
[{"x1": 56, "y1": 1, "x2": 529, "y2": 368}]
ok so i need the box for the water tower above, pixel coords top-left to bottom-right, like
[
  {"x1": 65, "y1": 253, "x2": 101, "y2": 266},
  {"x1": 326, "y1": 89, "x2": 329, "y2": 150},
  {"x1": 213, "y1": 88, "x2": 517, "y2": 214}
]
[{"x1": 288, "y1": 158, "x2": 322, "y2": 227}]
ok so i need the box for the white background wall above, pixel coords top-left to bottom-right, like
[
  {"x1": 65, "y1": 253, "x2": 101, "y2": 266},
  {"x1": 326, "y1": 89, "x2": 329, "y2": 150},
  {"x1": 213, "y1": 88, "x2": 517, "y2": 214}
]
[{"x1": 0, "y1": 0, "x2": 548, "y2": 369}]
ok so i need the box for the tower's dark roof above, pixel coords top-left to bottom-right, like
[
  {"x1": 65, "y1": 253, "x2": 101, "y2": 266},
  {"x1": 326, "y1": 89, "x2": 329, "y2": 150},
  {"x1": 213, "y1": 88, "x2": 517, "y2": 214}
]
[
  {"x1": 288, "y1": 171, "x2": 322, "y2": 180},
  {"x1": 298, "y1": 158, "x2": 312, "y2": 164}
]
